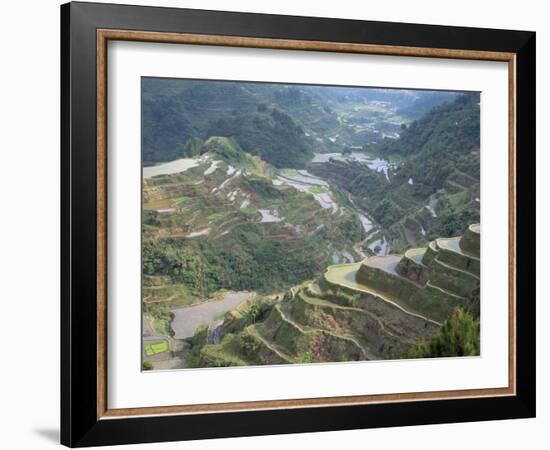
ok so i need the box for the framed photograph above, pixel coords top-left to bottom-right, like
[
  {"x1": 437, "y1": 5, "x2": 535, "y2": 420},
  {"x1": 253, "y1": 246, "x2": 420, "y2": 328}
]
[{"x1": 61, "y1": 2, "x2": 536, "y2": 447}]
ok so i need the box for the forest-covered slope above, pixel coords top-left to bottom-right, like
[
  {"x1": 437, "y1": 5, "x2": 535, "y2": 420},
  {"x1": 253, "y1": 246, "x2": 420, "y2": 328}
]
[
  {"x1": 143, "y1": 79, "x2": 314, "y2": 167},
  {"x1": 142, "y1": 78, "x2": 458, "y2": 167},
  {"x1": 308, "y1": 93, "x2": 480, "y2": 250}
]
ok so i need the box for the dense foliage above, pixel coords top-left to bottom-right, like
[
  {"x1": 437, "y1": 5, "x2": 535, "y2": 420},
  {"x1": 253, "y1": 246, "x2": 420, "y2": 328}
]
[
  {"x1": 206, "y1": 108, "x2": 312, "y2": 168},
  {"x1": 143, "y1": 212, "x2": 362, "y2": 298},
  {"x1": 143, "y1": 228, "x2": 318, "y2": 295},
  {"x1": 310, "y1": 93, "x2": 480, "y2": 242},
  {"x1": 378, "y1": 92, "x2": 479, "y2": 161},
  {"x1": 143, "y1": 302, "x2": 175, "y2": 337},
  {"x1": 397, "y1": 91, "x2": 459, "y2": 118},
  {"x1": 142, "y1": 78, "x2": 458, "y2": 166},
  {"x1": 143, "y1": 79, "x2": 311, "y2": 167},
  {"x1": 143, "y1": 79, "x2": 316, "y2": 168},
  {"x1": 407, "y1": 308, "x2": 480, "y2": 358}
]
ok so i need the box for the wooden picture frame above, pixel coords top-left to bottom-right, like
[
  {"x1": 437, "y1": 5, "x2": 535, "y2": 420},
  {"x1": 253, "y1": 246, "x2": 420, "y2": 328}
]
[{"x1": 61, "y1": 1, "x2": 535, "y2": 447}]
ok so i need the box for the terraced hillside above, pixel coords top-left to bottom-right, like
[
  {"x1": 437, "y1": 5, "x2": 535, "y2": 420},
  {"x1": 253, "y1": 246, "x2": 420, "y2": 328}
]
[
  {"x1": 307, "y1": 93, "x2": 480, "y2": 253},
  {"x1": 195, "y1": 280, "x2": 440, "y2": 367},
  {"x1": 188, "y1": 224, "x2": 479, "y2": 367},
  {"x1": 354, "y1": 224, "x2": 480, "y2": 322},
  {"x1": 141, "y1": 80, "x2": 481, "y2": 369},
  {"x1": 142, "y1": 136, "x2": 365, "y2": 304}
]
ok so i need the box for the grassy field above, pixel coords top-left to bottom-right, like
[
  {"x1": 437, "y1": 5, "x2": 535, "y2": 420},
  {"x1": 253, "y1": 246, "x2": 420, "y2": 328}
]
[
  {"x1": 144, "y1": 340, "x2": 169, "y2": 356},
  {"x1": 308, "y1": 186, "x2": 327, "y2": 194}
]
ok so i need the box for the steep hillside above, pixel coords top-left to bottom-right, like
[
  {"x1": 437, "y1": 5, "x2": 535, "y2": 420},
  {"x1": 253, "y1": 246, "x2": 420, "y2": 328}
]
[
  {"x1": 354, "y1": 224, "x2": 480, "y2": 321},
  {"x1": 142, "y1": 79, "x2": 315, "y2": 167},
  {"x1": 397, "y1": 91, "x2": 459, "y2": 118},
  {"x1": 142, "y1": 78, "x2": 459, "y2": 166},
  {"x1": 308, "y1": 93, "x2": 480, "y2": 252},
  {"x1": 142, "y1": 137, "x2": 364, "y2": 304},
  {"x1": 185, "y1": 225, "x2": 479, "y2": 367}
]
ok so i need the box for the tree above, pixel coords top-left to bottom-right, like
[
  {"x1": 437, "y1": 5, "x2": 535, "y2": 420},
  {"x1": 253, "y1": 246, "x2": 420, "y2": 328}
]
[
  {"x1": 247, "y1": 303, "x2": 260, "y2": 324},
  {"x1": 407, "y1": 308, "x2": 480, "y2": 358},
  {"x1": 142, "y1": 361, "x2": 154, "y2": 371},
  {"x1": 239, "y1": 333, "x2": 260, "y2": 358}
]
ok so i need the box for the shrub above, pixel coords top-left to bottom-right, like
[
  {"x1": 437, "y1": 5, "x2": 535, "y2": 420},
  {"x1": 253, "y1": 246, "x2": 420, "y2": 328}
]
[{"x1": 407, "y1": 308, "x2": 480, "y2": 358}]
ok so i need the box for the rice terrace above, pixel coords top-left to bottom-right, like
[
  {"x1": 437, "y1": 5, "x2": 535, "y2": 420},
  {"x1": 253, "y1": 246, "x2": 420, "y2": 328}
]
[{"x1": 141, "y1": 78, "x2": 481, "y2": 370}]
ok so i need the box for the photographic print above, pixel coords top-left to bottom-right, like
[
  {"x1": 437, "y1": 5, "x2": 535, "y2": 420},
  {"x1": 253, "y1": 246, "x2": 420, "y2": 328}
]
[
  {"x1": 141, "y1": 78, "x2": 481, "y2": 371},
  {"x1": 62, "y1": 6, "x2": 535, "y2": 444}
]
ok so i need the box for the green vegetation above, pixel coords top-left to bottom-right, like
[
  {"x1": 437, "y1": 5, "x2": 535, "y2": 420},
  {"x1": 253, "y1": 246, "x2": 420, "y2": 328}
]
[
  {"x1": 172, "y1": 195, "x2": 188, "y2": 204},
  {"x1": 142, "y1": 361, "x2": 154, "y2": 370},
  {"x1": 309, "y1": 93, "x2": 480, "y2": 251},
  {"x1": 206, "y1": 108, "x2": 313, "y2": 168},
  {"x1": 308, "y1": 186, "x2": 327, "y2": 194},
  {"x1": 184, "y1": 325, "x2": 209, "y2": 368},
  {"x1": 173, "y1": 225, "x2": 479, "y2": 367},
  {"x1": 460, "y1": 224, "x2": 481, "y2": 256},
  {"x1": 144, "y1": 303, "x2": 174, "y2": 337},
  {"x1": 223, "y1": 297, "x2": 276, "y2": 334},
  {"x1": 376, "y1": 94, "x2": 480, "y2": 229},
  {"x1": 142, "y1": 79, "x2": 481, "y2": 368},
  {"x1": 353, "y1": 225, "x2": 480, "y2": 323},
  {"x1": 143, "y1": 78, "x2": 457, "y2": 165},
  {"x1": 407, "y1": 308, "x2": 480, "y2": 358},
  {"x1": 397, "y1": 91, "x2": 458, "y2": 118},
  {"x1": 200, "y1": 334, "x2": 253, "y2": 367},
  {"x1": 194, "y1": 136, "x2": 249, "y2": 167},
  {"x1": 143, "y1": 79, "x2": 314, "y2": 168},
  {"x1": 355, "y1": 261, "x2": 459, "y2": 323},
  {"x1": 185, "y1": 277, "x2": 440, "y2": 367},
  {"x1": 142, "y1": 151, "x2": 362, "y2": 300},
  {"x1": 144, "y1": 340, "x2": 169, "y2": 356},
  {"x1": 144, "y1": 224, "x2": 321, "y2": 296},
  {"x1": 378, "y1": 93, "x2": 480, "y2": 159}
]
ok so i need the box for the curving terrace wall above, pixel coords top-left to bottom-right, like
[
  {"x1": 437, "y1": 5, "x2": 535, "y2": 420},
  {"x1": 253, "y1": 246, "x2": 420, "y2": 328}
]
[
  {"x1": 397, "y1": 250, "x2": 429, "y2": 284},
  {"x1": 460, "y1": 223, "x2": 480, "y2": 256}
]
